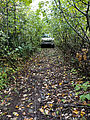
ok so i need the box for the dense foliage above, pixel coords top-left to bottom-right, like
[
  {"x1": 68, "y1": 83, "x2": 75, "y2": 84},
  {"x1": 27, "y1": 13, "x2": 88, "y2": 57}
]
[
  {"x1": 39, "y1": 0, "x2": 90, "y2": 78},
  {"x1": 0, "y1": 0, "x2": 42, "y2": 89},
  {"x1": 49, "y1": 0, "x2": 90, "y2": 104},
  {"x1": 0, "y1": 0, "x2": 90, "y2": 108},
  {"x1": 50, "y1": 0, "x2": 89, "y2": 50}
]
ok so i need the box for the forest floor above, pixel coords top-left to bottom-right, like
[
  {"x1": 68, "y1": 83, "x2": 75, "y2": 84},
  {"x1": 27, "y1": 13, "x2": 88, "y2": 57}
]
[{"x1": 0, "y1": 48, "x2": 89, "y2": 120}]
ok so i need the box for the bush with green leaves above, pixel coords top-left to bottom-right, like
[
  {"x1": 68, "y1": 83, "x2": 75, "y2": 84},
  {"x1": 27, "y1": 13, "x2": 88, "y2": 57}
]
[
  {"x1": 0, "y1": 67, "x2": 16, "y2": 89},
  {"x1": 48, "y1": 0, "x2": 89, "y2": 55},
  {"x1": 0, "y1": 0, "x2": 43, "y2": 89},
  {"x1": 75, "y1": 81, "x2": 90, "y2": 102},
  {"x1": 1, "y1": 0, "x2": 43, "y2": 59}
]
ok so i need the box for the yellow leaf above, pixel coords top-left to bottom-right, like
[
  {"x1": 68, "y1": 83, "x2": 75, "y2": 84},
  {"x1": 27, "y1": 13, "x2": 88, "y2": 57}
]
[
  {"x1": 62, "y1": 94, "x2": 65, "y2": 97},
  {"x1": 21, "y1": 106, "x2": 25, "y2": 109},
  {"x1": 27, "y1": 103, "x2": 32, "y2": 107},
  {"x1": 39, "y1": 108, "x2": 44, "y2": 113},
  {"x1": 81, "y1": 111, "x2": 85, "y2": 117},
  {"x1": 75, "y1": 96, "x2": 78, "y2": 98},
  {"x1": 83, "y1": 101, "x2": 87, "y2": 105},
  {"x1": 13, "y1": 112, "x2": 19, "y2": 116},
  {"x1": 78, "y1": 54, "x2": 82, "y2": 61},
  {"x1": 24, "y1": 118, "x2": 33, "y2": 120},
  {"x1": 73, "y1": 110, "x2": 79, "y2": 114},
  {"x1": 59, "y1": 83, "x2": 62, "y2": 85},
  {"x1": 52, "y1": 85, "x2": 55, "y2": 88},
  {"x1": 16, "y1": 113, "x2": 19, "y2": 116},
  {"x1": 48, "y1": 93, "x2": 50, "y2": 95},
  {"x1": 29, "y1": 103, "x2": 33, "y2": 105},
  {"x1": 44, "y1": 105, "x2": 48, "y2": 108},
  {"x1": 25, "y1": 97, "x2": 28, "y2": 100},
  {"x1": 64, "y1": 71, "x2": 66, "y2": 74},
  {"x1": 46, "y1": 85, "x2": 48, "y2": 89},
  {"x1": 29, "y1": 118, "x2": 33, "y2": 120},
  {"x1": 48, "y1": 72, "x2": 49, "y2": 74},
  {"x1": 82, "y1": 48, "x2": 87, "y2": 52},
  {"x1": 15, "y1": 106, "x2": 19, "y2": 108},
  {"x1": 49, "y1": 104, "x2": 53, "y2": 107},
  {"x1": 74, "y1": 102, "x2": 76, "y2": 104},
  {"x1": 27, "y1": 105, "x2": 30, "y2": 108},
  {"x1": 77, "y1": 81, "x2": 83, "y2": 84},
  {"x1": 76, "y1": 53, "x2": 79, "y2": 58},
  {"x1": 83, "y1": 54, "x2": 87, "y2": 60}
]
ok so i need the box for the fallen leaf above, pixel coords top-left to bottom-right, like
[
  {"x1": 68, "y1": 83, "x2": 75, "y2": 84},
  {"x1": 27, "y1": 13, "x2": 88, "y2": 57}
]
[
  {"x1": 25, "y1": 97, "x2": 28, "y2": 100},
  {"x1": 29, "y1": 118, "x2": 33, "y2": 120},
  {"x1": 58, "y1": 99, "x2": 61, "y2": 102},
  {"x1": 52, "y1": 112, "x2": 56, "y2": 116},
  {"x1": 81, "y1": 111, "x2": 85, "y2": 117},
  {"x1": 73, "y1": 110, "x2": 79, "y2": 114},
  {"x1": 15, "y1": 106, "x2": 19, "y2": 108},
  {"x1": 59, "y1": 83, "x2": 62, "y2": 85},
  {"x1": 27, "y1": 103, "x2": 32, "y2": 107},
  {"x1": 27, "y1": 105, "x2": 30, "y2": 108},
  {"x1": 13, "y1": 112, "x2": 19, "y2": 116},
  {"x1": 83, "y1": 101, "x2": 87, "y2": 105},
  {"x1": 47, "y1": 93, "x2": 50, "y2": 96},
  {"x1": 22, "y1": 112, "x2": 26, "y2": 115},
  {"x1": 7, "y1": 115, "x2": 12, "y2": 118},
  {"x1": 62, "y1": 94, "x2": 65, "y2": 97},
  {"x1": 75, "y1": 96, "x2": 78, "y2": 98},
  {"x1": 44, "y1": 105, "x2": 48, "y2": 108},
  {"x1": 24, "y1": 118, "x2": 33, "y2": 120},
  {"x1": 52, "y1": 85, "x2": 55, "y2": 88},
  {"x1": 49, "y1": 104, "x2": 53, "y2": 107},
  {"x1": 21, "y1": 106, "x2": 25, "y2": 109},
  {"x1": 39, "y1": 108, "x2": 44, "y2": 113}
]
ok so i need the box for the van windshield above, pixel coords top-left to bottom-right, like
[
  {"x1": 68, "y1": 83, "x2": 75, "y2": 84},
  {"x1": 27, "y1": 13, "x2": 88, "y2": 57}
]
[{"x1": 42, "y1": 34, "x2": 50, "y2": 38}]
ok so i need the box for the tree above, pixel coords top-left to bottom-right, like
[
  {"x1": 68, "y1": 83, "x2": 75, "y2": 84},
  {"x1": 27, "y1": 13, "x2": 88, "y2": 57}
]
[{"x1": 53, "y1": 0, "x2": 90, "y2": 46}]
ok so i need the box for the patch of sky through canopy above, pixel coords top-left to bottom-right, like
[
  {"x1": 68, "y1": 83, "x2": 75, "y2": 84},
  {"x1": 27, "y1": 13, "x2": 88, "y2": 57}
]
[{"x1": 31, "y1": 0, "x2": 52, "y2": 11}]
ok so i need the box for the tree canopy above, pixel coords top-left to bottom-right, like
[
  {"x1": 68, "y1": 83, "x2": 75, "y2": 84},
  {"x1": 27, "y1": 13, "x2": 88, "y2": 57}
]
[{"x1": 0, "y1": 1, "x2": 90, "y2": 118}]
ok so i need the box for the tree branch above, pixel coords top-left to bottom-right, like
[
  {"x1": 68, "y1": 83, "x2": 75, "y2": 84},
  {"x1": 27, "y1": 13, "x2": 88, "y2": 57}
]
[
  {"x1": 80, "y1": 0, "x2": 88, "y2": 5},
  {"x1": 53, "y1": 0, "x2": 59, "y2": 9},
  {"x1": 86, "y1": 1, "x2": 90, "y2": 31},
  {"x1": 77, "y1": 20, "x2": 89, "y2": 41},
  {"x1": 73, "y1": 1, "x2": 86, "y2": 16},
  {"x1": 53, "y1": 0, "x2": 87, "y2": 42}
]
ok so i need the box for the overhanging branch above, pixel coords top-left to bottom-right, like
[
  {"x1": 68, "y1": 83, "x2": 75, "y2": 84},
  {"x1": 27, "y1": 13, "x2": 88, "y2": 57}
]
[
  {"x1": 73, "y1": 0, "x2": 86, "y2": 16},
  {"x1": 74, "y1": 4, "x2": 86, "y2": 16},
  {"x1": 53, "y1": 0, "x2": 87, "y2": 42},
  {"x1": 80, "y1": 0, "x2": 88, "y2": 5}
]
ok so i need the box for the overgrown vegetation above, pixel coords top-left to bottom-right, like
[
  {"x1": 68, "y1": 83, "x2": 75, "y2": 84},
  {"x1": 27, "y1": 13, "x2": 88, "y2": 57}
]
[
  {"x1": 0, "y1": 0, "x2": 90, "y2": 116},
  {"x1": 49, "y1": 0, "x2": 90, "y2": 106},
  {"x1": 0, "y1": 0, "x2": 43, "y2": 89},
  {"x1": 38, "y1": 0, "x2": 90, "y2": 105}
]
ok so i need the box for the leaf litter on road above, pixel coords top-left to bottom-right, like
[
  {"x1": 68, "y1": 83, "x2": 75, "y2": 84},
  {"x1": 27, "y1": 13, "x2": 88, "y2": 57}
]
[{"x1": 0, "y1": 48, "x2": 89, "y2": 120}]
